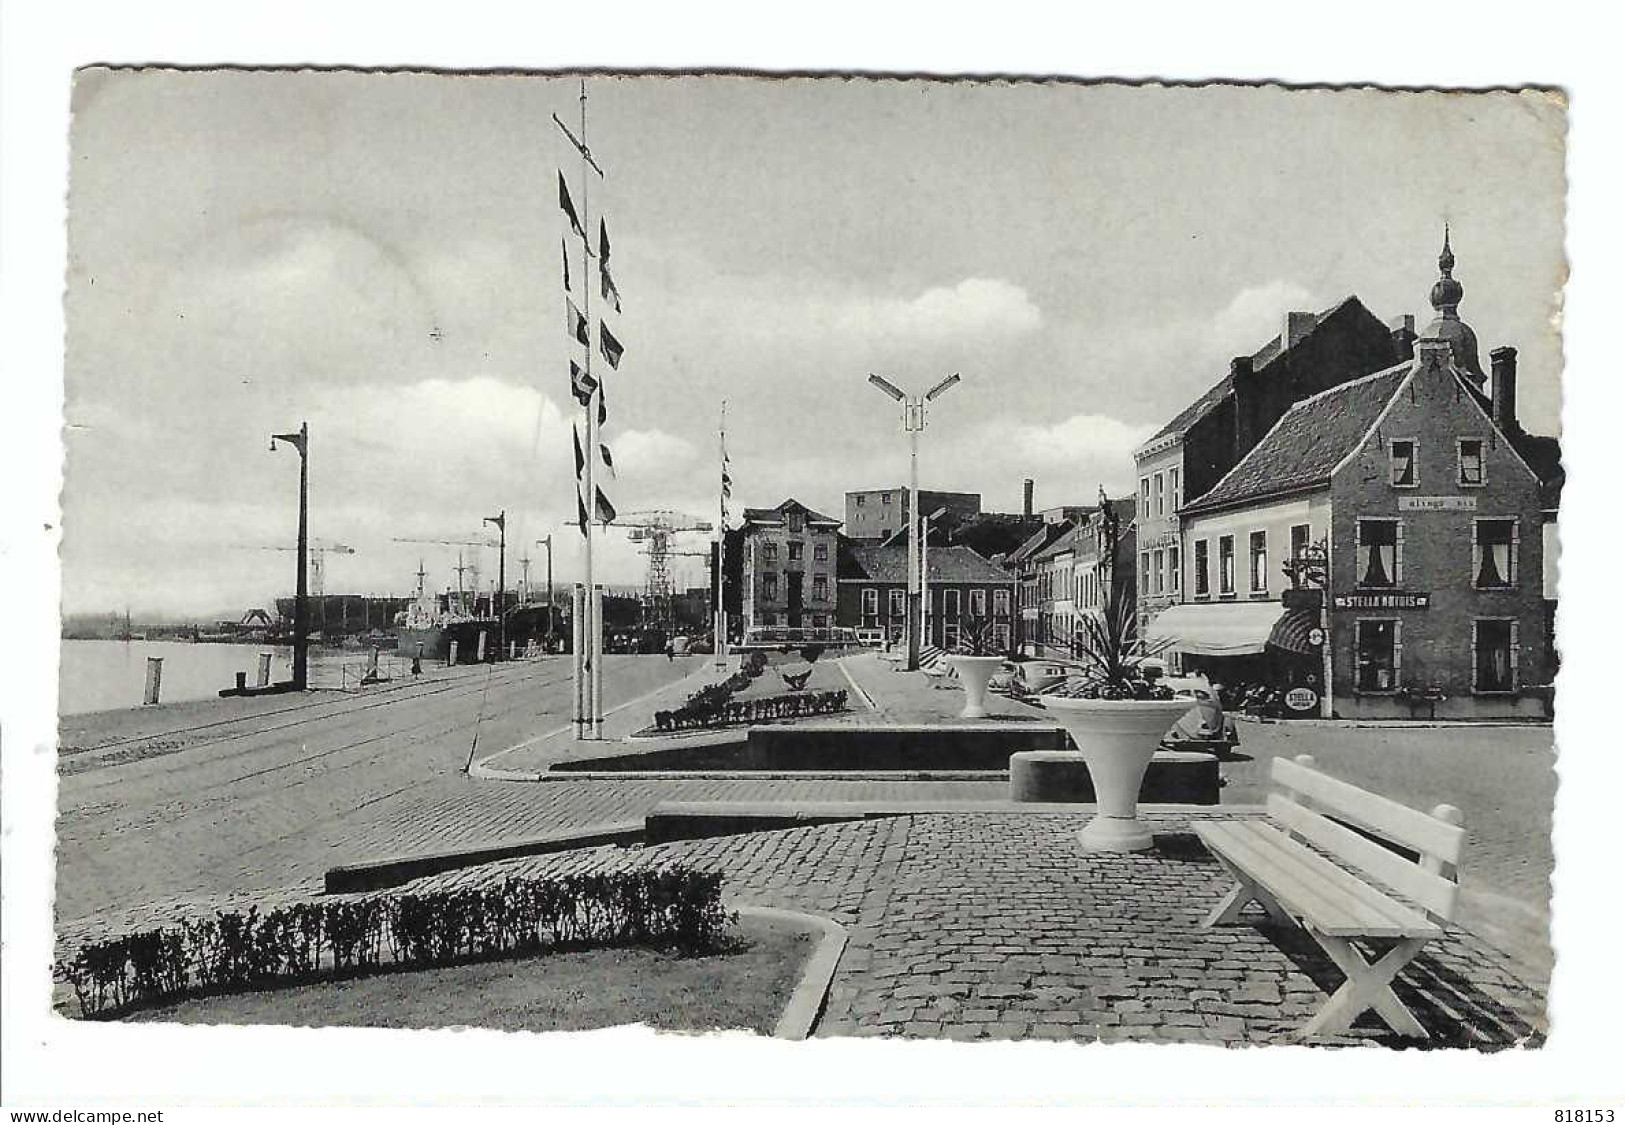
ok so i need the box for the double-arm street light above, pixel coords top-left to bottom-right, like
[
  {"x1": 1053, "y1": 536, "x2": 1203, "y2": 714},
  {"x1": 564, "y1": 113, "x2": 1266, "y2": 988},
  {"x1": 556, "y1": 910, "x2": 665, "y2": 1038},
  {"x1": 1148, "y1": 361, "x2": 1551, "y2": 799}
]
[
  {"x1": 269, "y1": 422, "x2": 310, "y2": 690},
  {"x1": 866, "y1": 371, "x2": 962, "y2": 672}
]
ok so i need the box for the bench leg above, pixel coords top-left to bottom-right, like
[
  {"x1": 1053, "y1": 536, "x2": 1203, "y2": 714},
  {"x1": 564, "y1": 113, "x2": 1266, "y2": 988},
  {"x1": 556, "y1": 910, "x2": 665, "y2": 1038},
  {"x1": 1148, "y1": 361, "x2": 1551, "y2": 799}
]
[
  {"x1": 1203, "y1": 855, "x2": 1294, "y2": 928},
  {"x1": 1300, "y1": 932, "x2": 1428, "y2": 1039}
]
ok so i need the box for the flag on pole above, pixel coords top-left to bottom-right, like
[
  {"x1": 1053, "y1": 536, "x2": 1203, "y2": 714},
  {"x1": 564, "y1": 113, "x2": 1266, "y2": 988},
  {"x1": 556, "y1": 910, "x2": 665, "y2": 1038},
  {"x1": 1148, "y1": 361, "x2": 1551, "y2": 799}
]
[
  {"x1": 594, "y1": 486, "x2": 617, "y2": 526},
  {"x1": 558, "y1": 172, "x2": 585, "y2": 238},
  {"x1": 573, "y1": 423, "x2": 586, "y2": 478},
  {"x1": 576, "y1": 483, "x2": 590, "y2": 538},
  {"x1": 599, "y1": 322, "x2": 624, "y2": 370},
  {"x1": 567, "y1": 300, "x2": 590, "y2": 346},
  {"x1": 562, "y1": 239, "x2": 571, "y2": 293},
  {"x1": 570, "y1": 360, "x2": 597, "y2": 408},
  {"x1": 597, "y1": 380, "x2": 608, "y2": 426},
  {"x1": 598, "y1": 219, "x2": 621, "y2": 313},
  {"x1": 599, "y1": 442, "x2": 616, "y2": 479}
]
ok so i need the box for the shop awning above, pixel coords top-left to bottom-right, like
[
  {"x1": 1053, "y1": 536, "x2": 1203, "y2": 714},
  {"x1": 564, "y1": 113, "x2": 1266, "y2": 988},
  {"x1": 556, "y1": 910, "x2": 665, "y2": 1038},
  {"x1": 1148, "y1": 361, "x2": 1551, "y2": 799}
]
[
  {"x1": 1266, "y1": 608, "x2": 1323, "y2": 656},
  {"x1": 1145, "y1": 601, "x2": 1287, "y2": 657}
]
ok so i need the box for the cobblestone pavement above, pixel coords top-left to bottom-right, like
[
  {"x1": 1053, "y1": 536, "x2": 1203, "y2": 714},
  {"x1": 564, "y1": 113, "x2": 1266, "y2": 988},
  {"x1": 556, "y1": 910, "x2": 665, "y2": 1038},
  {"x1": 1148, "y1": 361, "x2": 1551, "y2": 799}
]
[{"x1": 319, "y1": 813, "x2": 1551, "y2": 1047}]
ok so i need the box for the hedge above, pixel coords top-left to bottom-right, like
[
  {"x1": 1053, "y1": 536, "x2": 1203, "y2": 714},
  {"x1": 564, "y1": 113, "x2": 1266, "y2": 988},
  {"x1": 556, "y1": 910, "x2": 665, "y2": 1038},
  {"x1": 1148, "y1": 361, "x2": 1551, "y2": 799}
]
[
  {"x1": 654, "y1": 688, "x2": 848, "y2": 732},
  {"x1": 55, "y1": 867, "x2": 735, "y2": 1019}
]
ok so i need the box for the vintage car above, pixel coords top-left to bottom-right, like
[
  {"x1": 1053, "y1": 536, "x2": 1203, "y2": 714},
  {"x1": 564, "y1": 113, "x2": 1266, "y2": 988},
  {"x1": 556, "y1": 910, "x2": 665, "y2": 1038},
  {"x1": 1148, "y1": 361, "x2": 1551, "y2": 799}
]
[
  {"x1": 1158, "y1": 675, "x2": 1240, "y2": 753},
  {"x1": 990, "y1": 658, "x2": 1078, "y2": 698}
]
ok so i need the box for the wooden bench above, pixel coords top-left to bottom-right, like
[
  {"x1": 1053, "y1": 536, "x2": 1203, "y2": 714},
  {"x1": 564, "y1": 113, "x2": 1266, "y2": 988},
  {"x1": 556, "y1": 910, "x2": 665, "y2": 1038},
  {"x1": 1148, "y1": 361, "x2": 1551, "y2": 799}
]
[{"x1": 1193, "y1": 753, "x2": 1465, "y2": 1040}]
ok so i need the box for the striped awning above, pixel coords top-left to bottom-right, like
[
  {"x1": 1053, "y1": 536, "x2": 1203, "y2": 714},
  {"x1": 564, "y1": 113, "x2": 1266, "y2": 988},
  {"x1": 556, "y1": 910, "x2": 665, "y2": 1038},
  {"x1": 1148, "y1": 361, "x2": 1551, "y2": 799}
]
[
  {"x1": 1267, "y1": 609, "x2": 1323, "y2": 656},
  {"x1": 1145, "y1": 601, "x2": 1286, "y2": 657}
]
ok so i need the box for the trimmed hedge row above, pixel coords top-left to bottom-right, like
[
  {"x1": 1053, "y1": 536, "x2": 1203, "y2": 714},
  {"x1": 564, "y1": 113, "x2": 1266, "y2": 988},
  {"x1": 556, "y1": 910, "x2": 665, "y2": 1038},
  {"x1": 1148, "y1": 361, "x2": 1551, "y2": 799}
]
[
  {"x1": 56, "y1": 867, "x2": 734, "y2": 1019},
  {"x1": 654, "y1": 689, "x2": 848, "y2": 732}
]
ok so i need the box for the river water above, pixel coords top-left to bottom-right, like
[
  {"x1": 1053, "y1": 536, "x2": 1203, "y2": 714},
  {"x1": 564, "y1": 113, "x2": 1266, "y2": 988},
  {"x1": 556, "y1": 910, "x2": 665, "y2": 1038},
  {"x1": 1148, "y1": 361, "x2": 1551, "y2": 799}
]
[{"x1": 57, "y1": 639, "x2": 367, "y2": 716}]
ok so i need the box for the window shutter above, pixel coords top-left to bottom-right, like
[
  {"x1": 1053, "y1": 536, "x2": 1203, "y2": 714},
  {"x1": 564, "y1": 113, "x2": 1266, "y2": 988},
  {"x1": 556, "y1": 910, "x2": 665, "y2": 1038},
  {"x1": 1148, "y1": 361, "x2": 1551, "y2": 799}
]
[
  {"x1": 1511, "y1": 520, "x2": 1521, "y2": 585},
  {"x1": 1394, "y1": 522, "x2": 1405, "y2": 585},
  {"x1": 1470, "y1": 619, "x2": 1479, "y2": 691},
  {"x1": 1393, "y1": 619, "x2": 1404, "y2": 682},
  {"x1": 1511, "y1": 619, "x2": 1521, "y2": 689}
]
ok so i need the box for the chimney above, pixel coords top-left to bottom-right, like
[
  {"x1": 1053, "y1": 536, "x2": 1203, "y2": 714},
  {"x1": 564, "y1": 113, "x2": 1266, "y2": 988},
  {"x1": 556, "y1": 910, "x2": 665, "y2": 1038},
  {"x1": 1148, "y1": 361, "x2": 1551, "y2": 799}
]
[
  {"x1": 1389, "y1": 314, "x2": 1417, "y2": 362},
  {"x1": 1022, "y1": 479, "x2": 1034, "y2": 519},
  {"x1": 1490, "y1": 346, "x2": 1519, "y2": 433},
  {"x1": 1283, "y1": 310, "x2": 1316, "y2": 351},
  {"x1": 1230, "y1": 355, "x2": 1255, "y2": 461}
]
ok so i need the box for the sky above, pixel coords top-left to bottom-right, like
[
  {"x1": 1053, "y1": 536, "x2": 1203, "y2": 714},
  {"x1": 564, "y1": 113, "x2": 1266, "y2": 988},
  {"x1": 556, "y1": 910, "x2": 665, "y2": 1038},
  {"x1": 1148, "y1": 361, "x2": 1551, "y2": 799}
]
[{"x1": 58, "y1": 72, "x2": 1567, "y2": 618}]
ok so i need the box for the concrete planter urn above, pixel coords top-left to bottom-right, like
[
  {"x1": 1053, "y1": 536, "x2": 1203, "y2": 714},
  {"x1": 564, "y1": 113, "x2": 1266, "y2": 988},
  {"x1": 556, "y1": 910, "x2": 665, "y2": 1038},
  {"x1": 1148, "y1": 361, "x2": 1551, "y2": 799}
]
[
  {"x1": 1041, "y1": 696, "x2": 1196, "y2": 853},
  {"x1": 944, "y1": 655, "x2": 1006, "y2": 719}
]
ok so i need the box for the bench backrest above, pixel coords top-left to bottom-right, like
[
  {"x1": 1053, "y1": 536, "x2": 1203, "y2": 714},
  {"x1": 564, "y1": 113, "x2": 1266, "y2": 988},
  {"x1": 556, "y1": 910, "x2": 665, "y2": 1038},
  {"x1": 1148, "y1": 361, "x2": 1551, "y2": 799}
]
[{"x1": 1267, "y1": 754, "x2": 1466, "y2": 923}]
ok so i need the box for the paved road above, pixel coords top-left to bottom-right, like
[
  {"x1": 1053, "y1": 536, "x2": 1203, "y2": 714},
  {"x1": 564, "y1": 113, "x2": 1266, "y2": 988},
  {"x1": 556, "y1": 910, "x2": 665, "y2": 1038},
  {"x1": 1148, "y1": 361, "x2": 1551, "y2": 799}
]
[{"x1": 54, "y1": 655, "x2": 704, "y2": 922}]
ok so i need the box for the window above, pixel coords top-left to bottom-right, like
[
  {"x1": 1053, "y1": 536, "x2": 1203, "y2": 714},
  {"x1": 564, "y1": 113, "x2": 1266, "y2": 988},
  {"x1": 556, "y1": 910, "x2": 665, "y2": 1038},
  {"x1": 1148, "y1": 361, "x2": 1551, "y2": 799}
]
[
  {"x1": 1154, "y1": 473, "x2": 1165, "y2": 517},
  {"x1": 1357, "y1": 519, "x2": 1401, "y2": 588},
  {"x1": 855, "y1": 495, "x2": 866, "y2": 507},
  {"x1": 1290, "y1": 523, "x2": 1311, "y2": 563},
  {"x1": 1219, "y1": 536, "x2": 1235, "y2": 595},
  {"x1": 1141, "y1": 551, "x2": 1151, "y2": 595},
  {"x1": 993, "y1": 588, "x2": 1010, "y2": 617},
  {"x1": 762, "y1": 573, "x2": 778, "y2": 600},
  {"x1": 888, "y1": 589, "x2": 905, "y2": 617},
  {"x1": 1170, "y1": 468, "x2": 1181, "y2": 510},
  {"x1": 813, "y1": 614, "x2": 827, "y2": 629},
  {"x1": 970, "y1": 588, "x2": 987, "y2": 617},
  {"x1": 944, "y1": 588, "x2": 962, "y2": 618},
  {"x1": 812, "y1": 575, "x2": 828, "y2": 600},
  {"x1": 788, "y1": 541, "x2": 803, "y2": 562},
  {"x1": 763, "y1": 542, "x2": 779, "y2": 564},
  {"x1": 1163, "y1": 547, "x2": 1177, "y2": 593},
  {"x1": 1140, "y1": 477, "x2": 1151, "y2": 518},
  {"x1": 1474, "y1": 619, "x2": 1518, "y2": 692},
  {"x1": 1458, "y1": 438, "x2": 1486, "y2": 486},
  {"x1": 1356, "y1": 619, "x2": 1401, "y2": 692},
  {"x1": 788, "y1": 511, "x2": 804, "y2": 534},
  {"x1": 993, "y1": 624, "x2": 1011, "y2": 652},
  {"x1": 1249, "y1": 531, "x2": 1268, "y2": 594},
  {"x1": 1389, "y1": 438, "x2": 1418, "y2": 487},
  {"x1": 814, "y1": 543, "x2": 828, "y2": 562},
  {"x1": 1194, "y1": 539, "x2": 1210, "y2": 597},
  {"x1": 1474, "y1": 519, "x2": 1518, "y2": 588},
  {"x1": 862, "y1": 589, "x2": 878, "y2": 615},
  {"x1": 943, "y1": 623, "x2": 962, "y2": 651},
  {"x1": 1152, "y1": 550, "x2": 1164, "y2": 594},
  {"x1": 882, "y1": 492, "x2": 893, "y2": 506}
]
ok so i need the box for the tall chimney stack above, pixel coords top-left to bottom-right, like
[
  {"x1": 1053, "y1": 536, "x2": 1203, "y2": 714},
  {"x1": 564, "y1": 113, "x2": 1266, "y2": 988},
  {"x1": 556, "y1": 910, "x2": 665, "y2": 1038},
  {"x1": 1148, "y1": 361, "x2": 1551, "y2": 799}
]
[
  {"x1": 1389, "y1": 314, "x2": 1417, "y2": 362},
  {"x1": 1490, "y1": 346, "x2": 1519, "y2": 433},
  {"x1": 1022, "y1": 478, "x2": 1034, "y2": 519},
  {"x1": 1283, "y1": 310, "x2": 1316, "y2": 351}
]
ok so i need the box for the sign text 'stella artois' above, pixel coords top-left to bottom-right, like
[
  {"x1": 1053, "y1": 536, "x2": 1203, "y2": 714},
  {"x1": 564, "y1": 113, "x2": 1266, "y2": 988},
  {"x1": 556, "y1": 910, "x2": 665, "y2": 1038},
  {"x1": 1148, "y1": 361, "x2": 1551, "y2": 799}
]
[{"x1": 1332, "y1": 592, "x2": 1431, "y2": 610}]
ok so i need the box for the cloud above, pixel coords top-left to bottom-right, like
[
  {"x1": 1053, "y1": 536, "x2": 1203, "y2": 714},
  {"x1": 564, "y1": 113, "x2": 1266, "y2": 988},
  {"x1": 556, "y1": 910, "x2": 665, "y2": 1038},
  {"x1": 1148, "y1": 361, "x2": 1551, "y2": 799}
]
[
  {"x1": 832, "y1": 278, "x2": 1042, "y2": 344},
  {"x1": 1202, "y1": 280, "x2": 1323, "y2": 356}
]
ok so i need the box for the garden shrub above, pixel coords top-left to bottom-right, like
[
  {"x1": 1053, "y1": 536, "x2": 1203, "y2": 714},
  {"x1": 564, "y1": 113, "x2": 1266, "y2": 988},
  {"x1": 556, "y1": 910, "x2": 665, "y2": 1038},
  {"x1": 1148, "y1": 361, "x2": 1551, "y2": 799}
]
[
  {"x1": 55, "y1": 866, "x2": 734, "y2": 1019},
  {"x1": 653, "y1": 688, "x2": 848, "y2": 732}
]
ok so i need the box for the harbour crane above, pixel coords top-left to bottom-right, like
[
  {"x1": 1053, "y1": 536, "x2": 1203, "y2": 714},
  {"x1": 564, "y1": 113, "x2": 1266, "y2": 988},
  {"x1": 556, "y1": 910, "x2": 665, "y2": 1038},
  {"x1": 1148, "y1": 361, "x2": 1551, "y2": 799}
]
[
  {"x1": 619, "y1": 510, "x2": 713, "y2": 636},
  {"x1": 391, "y1": 536, "x2": 500, "y2": 616},
  {"x1": 237, "y1": 540, "x2": 355, "y2": 598}
]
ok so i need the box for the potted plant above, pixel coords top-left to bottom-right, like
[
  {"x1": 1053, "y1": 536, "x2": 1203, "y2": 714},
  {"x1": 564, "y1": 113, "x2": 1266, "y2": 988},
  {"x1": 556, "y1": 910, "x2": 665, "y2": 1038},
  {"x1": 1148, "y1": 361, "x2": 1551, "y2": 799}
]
[
  {"x1": 944, "y1": 613, "x2": 1008, "y2": 719},
  {"x1": 1037, "y1": 589, "x2": 1193, "y2": 853}
]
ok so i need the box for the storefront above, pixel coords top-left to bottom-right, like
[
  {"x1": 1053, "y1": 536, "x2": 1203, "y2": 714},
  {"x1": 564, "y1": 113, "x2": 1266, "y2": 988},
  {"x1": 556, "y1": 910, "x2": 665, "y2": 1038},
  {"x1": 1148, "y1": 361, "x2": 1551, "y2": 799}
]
[{"x1": 1145, "y1": 597, "x2": 1327, "y2": 717}]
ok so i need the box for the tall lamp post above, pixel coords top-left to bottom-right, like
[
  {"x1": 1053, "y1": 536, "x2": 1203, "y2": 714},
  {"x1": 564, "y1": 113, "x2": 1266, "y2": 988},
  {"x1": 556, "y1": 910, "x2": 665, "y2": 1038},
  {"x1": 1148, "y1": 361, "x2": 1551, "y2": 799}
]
[
  {"x1": 921, "y1": 505, "x2": 949, "y2": 651},
  {"x1": 269, "y1": 422, "x2": 309, "y2": 690},
  {"x1": 867, "y1": 372, "x2": 961, "y2": 671},
  {"x1": 536, "y1": 535, "x2": 555, "y2": 651},
  {"x1": 484, "y1": 510, "x2": 506, "y2": 660}
]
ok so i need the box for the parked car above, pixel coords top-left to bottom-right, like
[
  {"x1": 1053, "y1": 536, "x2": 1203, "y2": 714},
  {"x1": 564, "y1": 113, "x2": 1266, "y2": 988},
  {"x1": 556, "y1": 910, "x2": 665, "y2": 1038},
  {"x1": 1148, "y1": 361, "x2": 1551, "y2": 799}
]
[
  {"x1": 989, "y1": 658, "x2": 1078, "y2": 698},
  {"x1": 1158, "y1": 675, "x2": 1240, "y2": 754}
]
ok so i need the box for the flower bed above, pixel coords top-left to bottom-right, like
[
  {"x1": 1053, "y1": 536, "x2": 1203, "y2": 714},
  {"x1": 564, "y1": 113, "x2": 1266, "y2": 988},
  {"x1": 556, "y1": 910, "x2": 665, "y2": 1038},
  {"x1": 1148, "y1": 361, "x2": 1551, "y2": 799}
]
[
  {"x1": 55, "y1": 867, "x2": 734, "y2": 1019},
  {"x1": 653, "y1": 689, "x2": 848, "y2": 732}
]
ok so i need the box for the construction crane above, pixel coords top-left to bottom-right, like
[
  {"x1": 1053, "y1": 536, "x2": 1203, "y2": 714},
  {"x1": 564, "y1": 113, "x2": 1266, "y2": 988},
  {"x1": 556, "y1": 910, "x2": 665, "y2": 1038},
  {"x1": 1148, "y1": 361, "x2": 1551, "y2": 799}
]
[
  {"x1": 237, "y1": 540, "x2": 355, "y2": 598},
  {"x1": 391, "y1": 536, "x2": 500, "y2": 616},
  {"x1": 617, "y1": 510, "x2": 713, "y2": 636}
]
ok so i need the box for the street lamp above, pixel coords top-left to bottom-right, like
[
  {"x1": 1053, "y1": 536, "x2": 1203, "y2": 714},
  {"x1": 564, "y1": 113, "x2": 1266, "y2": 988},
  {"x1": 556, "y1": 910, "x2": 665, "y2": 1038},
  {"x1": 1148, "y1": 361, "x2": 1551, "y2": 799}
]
[
  {"x1": 269, "y1": 422, "x2": 309, "y2": 690},
  {"x1": 536, "y1": 535, "x2": 555, "y2": 651},
  {"x1": 921, "y1": 505, "x2": 949, "y2": 651},
  {"x1": 484, "y1": 510, "x2": 506, "y2": 660},
  {"x1": 867, "y1": 372, "x2": 961, "y2": 671}
]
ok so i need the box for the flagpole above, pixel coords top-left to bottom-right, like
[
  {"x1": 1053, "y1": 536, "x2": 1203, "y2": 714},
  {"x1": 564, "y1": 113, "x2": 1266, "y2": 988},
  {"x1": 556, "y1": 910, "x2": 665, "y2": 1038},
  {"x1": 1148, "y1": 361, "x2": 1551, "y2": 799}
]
[
  {"x1": 577, "y1": 79, "x2": 605, "y2": 740},
  {"x1": 715, "y1": 400, "x2": 728, "y2": 668}
]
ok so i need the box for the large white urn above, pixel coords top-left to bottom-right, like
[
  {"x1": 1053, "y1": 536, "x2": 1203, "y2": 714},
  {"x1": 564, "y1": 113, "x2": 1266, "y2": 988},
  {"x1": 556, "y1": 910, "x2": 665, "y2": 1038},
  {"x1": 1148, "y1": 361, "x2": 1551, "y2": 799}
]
[
  {"x1": 1040, "y1": 695, "x2": 1196, "y2": 852},
  {"x1": 943, "y1": 655, "x2": 1006, "y2": 719}
]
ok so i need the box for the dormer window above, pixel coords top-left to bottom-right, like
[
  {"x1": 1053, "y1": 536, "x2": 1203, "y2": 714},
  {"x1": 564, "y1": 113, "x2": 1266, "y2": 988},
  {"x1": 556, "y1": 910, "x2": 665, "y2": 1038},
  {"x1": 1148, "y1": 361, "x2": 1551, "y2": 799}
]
[
  {"x1": 1458, "y1": 438, "x2": 1486, "y2": 487},
  {"x1": 788, "y1": 511, "x2": 804, "y2": 534},
  {"x1": 1389, "y1": 438, "x2": 1417, "y2": 488}
]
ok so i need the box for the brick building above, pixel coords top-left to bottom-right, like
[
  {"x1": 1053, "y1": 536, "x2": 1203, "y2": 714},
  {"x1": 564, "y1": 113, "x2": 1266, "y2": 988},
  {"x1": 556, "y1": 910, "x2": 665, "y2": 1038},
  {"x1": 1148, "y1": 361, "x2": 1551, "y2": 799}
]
[
  {"x1": 1157, "y1": 237, "x2": 1561, "y2": 719},
  {"x1": 1007, "y1": 498, "x2": 1136, "y2": 657},
  {"x1": 837, "y1": 539, "x2": 1017, "y2": 654},
  {"x1": 844, "y1": 486, "x2": 981, "y2": 544},
  {"x1": 738, "y1": 499, "x2": 842, "y2": 633},
  {"x1": 1133, "y1": 296, "x2": 1406, "y2": 640}
]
